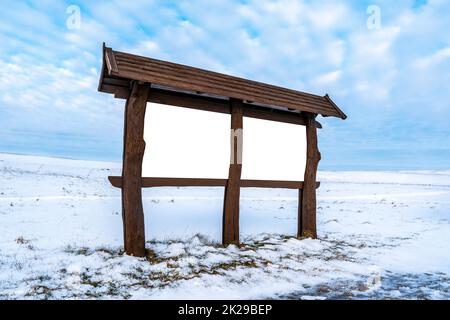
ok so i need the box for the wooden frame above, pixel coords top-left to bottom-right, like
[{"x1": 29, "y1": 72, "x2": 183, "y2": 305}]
[{"x1": 98, "y1": 44, "x2": 346, "y2": 256}]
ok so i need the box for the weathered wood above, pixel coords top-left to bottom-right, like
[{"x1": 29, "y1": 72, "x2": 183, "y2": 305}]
[
  {"x1": 104, "y1": 46, "x2": 119, "y2": 74},
  {"x1": 240, "y1": 180, "x2": 320, "y2": 189},
  {"x1": 242, "y1": 105, "x2": 322, "y2": 128},
  {"x1": 121, "y1": 81, "x2": 150, "y2": 257},
  {"x1": 109, "y1": 176, "x2": 320, "y2": 189},
  {"x1": 148, "y1": 88, "x2": 323, "y2": 127},
  {"x1": 324, "y1": 94, "x2": 347, "y2": 120},
  {"x1": 98, "y1": 84, "x2": 323, "y2": 127},
  {"x1": 101, "y1": 84, "x2": 130, "y2": 99},
  {"x1": 97, "y1": 45, "x2": 347, "y2": 253},
  {"x1": 300, "y1": 113, "x2": 321, "y2": 239},
  {"x1": 116, "y1": 55, "x2": 334, "y2": 109},
  {"x1": 150, "y1": 88, "x2": 230, "y2": 114},
  {"x1": 99, "y1": 46, "x2": 347, "y2": 119},
  {"x1": 109, "y1": 176, "x2": 227, "y2": 188},
  {"x1": 113, "y1": 57, "x2": 334, "y2": 109},
  {"x1": 223, "y1": 99, "x2": 243, "y2": 245},
  {"x1": 241, "y1": 180, "x2": 302, "y2": 189},
  {"x1": 117, "y1": 67, "x2": 335, "y2": 116},
  {"x1": 298, "y1": 189, "x2": 303, "y2": 238}
]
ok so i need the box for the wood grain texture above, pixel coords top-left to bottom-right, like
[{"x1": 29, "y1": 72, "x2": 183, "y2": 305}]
[
  {"x1": 298, "y1": 189, "x2": 303, "y2": 238},
  {"x1": 104, "y1": 46, "x2": 119, "y2": 74},
  {"x1": 121, "y1": 81, "x2": 150, "y2": 257},
  {"x1": 148, "y1": 88, "x2": 322, "y2": 127},
  {"x1": 240, "y1": 180, "x2": 319, "y2": 189},
  {"x1": 108, "y1": 176, "x2": 320, "y2": 189},
  {"x1": 324, "y1": 94, "x2": 347, "y2": 120},
  {"x1": 100, "y1": 84, "x2": 323, "y2": 128},
  {"x1": 98, "y1": 46, "x2": 347, "y2": 119},
  {"x1": 96, "y1": 45, "x2": 347, "y2": 250},
  {"x1": 301, "y1": 113, "x2": 321, "y2": 239},
  {"x1": 109, "y1": 176, "x2": 227, "y2": 188},
  {"x1": 223, "y1": 99, "x2": 243, "y2": 245}
]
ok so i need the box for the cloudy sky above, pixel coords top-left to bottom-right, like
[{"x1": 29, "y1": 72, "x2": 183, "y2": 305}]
[{"x1": 1, "y1": 0, "x2": 449, "y2": 170}]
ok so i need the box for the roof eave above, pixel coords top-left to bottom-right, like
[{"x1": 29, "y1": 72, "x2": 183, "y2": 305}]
[
  {"x1": 97, "y1": 43, "x2": 107, "y2": 92},
  {"x1": 324, "y1": 94, "x2": 347, "y2": 120},
  {"x1": 98, "y1": 44, "x2": 347, "y2": 120}
]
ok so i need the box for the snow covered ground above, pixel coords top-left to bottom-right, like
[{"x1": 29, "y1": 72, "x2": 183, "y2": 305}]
[{"x1": 0, "y1": 153, "x2": 449, "y2": 299}]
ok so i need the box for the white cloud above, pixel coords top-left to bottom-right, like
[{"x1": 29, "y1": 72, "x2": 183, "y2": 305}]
[
  {"x1": 415, "y1": 47, "x2": 450, "y2": 68},
  {"x1": 1, "y1": 0, "x2": 450, "y2": 165},
  {"x1": 0, "y1": 55, "x2": 122, "y2": 135},
  {"x1": 311, "y1": 70, "x2": 342, "y2": 87},
  {"x1": 306, "y1": 2, "x2": 350, "y2": 30},
  {"x1": 132, "y1": 40, "x2": 160, "y2": 57}
]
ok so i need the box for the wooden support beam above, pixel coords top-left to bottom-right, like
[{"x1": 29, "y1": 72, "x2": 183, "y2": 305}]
[
  {"x1": 298, "y1": 188, "x2": 303, "y2": 238},
  {"x1": 222, "y1": 99, "x2": 243, "y2": 246},
  {"x1": 98, "y1": 86, "x2": 324, "y2": 127},
  {"x1": 243, "y1": 105, "x2": 318, "y2": 127},
  {"x1": 108, "y1": 176, "x2": 320, "y2": 189},
  {"x1": 149, "y1": 88, "x2": 229, "y2": 114},
  {"x1": 300, "y1": 112, "x2": 321, "y2": 239},
  {"x1": 240, "y1": 180, "x2": 320, "y2": 189},
  {"x1": 121, "y1": 81, "x2": 150, "y2": 257},
  {"x1": 109, "y1": 176, "x2": 227, "y2": 188},
  {"x1": 148, "y1": 88, "x2": 323, "y2": 127}
]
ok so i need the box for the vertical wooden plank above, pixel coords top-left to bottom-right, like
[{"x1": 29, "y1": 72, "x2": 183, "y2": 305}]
[
  {"x1": 120, "y1": 91, "x2": 129, "y2": 244},
  {"x1": 301, "y1": 112, "x2": 321, "y2": 238},
  {"x1": 122, "y1": 81, "x2": 150, "y2": 256},
  {"x1": 297, "y1": 189, "x2": 303, "y2": 238},
  {"x1": 222, "y1": 98, "x2": 243, "y2": 245}
]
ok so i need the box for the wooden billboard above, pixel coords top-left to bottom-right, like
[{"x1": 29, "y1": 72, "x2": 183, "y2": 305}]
[{"x1": 98, "y1": 44, "x2": 346, "y2": 257}]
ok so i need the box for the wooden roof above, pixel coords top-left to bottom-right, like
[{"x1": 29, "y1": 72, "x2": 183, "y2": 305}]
[{"x1": 98, "y1": 44, "x2": 346, "y2": 119}]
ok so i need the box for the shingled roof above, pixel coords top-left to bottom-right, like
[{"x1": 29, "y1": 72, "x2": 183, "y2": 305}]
[{"x1": 98, "y1": 44, "x2": 346, "y2": 119}]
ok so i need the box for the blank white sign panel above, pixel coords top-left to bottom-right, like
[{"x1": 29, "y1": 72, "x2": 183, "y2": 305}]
[
  {"x1": 142, "y1": 103, "x2": 230, "y2": 178},
  {"x1": 242, "y1": 117, "x2": 306, "y2": 181}
]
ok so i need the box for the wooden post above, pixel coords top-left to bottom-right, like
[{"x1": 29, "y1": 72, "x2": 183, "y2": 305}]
[
  {"x1": 300, "y1": 112, "x2": 321, "y2": 239},
  {"x1": 223, "y1": 98, "x2": 243, "y2": 245},
  {"x1": 122, "y1": 81, "x2": 150, "y2": 256},
  {"x1": 297, "y1": 188, "x2": 303, "y2": 237}
]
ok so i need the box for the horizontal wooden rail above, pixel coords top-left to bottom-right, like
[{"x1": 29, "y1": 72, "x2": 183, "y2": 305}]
[
  {"x1": 108, "y1": 176, "x2": 320, "y2": 189},
  {"x1": 109, "y1": 176, "x2": 227, "y2": 188},
  {"x1": 243, "y1": 179, "x2": 307, "y2": 189}
]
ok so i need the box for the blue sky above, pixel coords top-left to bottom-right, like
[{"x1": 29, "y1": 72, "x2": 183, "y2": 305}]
[{"x1": 0, "y1": 0, "x2": 449, "y2": 170}]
